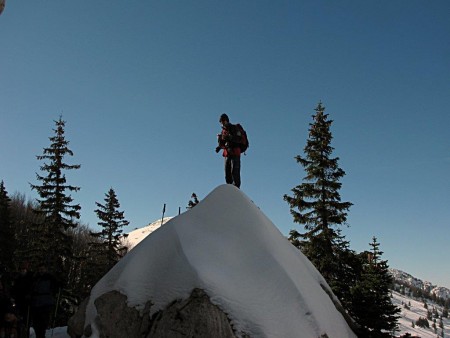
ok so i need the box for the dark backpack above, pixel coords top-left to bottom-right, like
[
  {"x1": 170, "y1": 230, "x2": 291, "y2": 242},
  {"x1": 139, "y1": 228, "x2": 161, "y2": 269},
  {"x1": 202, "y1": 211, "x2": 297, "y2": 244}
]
[{"x1": 233, "y1": 123, "x2": 249, "y2": 153}]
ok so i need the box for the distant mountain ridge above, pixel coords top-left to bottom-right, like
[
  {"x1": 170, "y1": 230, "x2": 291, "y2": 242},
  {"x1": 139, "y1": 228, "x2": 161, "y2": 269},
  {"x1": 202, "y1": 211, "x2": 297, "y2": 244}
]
[{"x1": 390, "y1": 268, "x2": 450, "y2": 300}]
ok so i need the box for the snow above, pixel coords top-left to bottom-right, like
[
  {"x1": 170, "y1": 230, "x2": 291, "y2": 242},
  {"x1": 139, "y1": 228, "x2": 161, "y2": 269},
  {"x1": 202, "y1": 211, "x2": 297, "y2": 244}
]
[
  {"x1": 28, "y1": 327, "x2": 69, "y2": 338},
  {"x1": 392, "y1": 291, "x2": 450, "y2": 338},
  {"x1": 84, "y1": 184, "x2": 356, "y2": 338},
  {"x1": 123, "y1": 217, "x2": 172, "y2": 249}
]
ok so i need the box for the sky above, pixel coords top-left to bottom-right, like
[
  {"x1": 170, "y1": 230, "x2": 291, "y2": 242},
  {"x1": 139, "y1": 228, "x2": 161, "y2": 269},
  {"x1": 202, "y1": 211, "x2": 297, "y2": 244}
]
[{"x1": 1, "y1": 1, "x2": 449, "y2": 287}]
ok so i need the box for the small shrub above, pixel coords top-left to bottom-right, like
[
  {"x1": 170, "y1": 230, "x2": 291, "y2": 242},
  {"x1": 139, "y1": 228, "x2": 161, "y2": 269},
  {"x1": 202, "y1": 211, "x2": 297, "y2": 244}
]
[{"x1": 415, "y1": 317, "x2": 429, "y2": 329}]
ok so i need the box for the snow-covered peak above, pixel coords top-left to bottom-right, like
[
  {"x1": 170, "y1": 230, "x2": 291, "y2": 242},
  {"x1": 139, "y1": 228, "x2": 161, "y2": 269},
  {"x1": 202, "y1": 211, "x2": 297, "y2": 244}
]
[
  {"x1": 390, "y1": 268, "x2": 450, "y2": 299},
  {"x1": 86, "y1": 184, "x2": 357, "y2": 338}
]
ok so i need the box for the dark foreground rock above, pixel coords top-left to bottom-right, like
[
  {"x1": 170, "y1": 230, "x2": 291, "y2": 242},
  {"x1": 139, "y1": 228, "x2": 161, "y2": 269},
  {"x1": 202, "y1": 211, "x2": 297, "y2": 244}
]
[
  {"x1": 68, "y1": 288, "x2": 236, "y2": 338},
  {"x1": 149, "y1": 288, "x2": 235, "y2": 338}
]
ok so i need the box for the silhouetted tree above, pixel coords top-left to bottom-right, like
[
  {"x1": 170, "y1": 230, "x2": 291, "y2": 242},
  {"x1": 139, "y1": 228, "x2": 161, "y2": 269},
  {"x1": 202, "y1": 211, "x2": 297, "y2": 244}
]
[
  {"x1": 9, "y1": 192, "x2": 44, "y2": 270},
  {"x1": 67, "y1": 223, "x2": 100, "y2": 300},
  {"x1": 0, "y1": 181, "x2": 14, "y2": 272},
  {"x1": 30, "y1": 116, "x2": 81, "y2": 278},
  {"x1": 284, "y1": 102, "x2": 354, "y2": 301},
  {"x1": 89, "y1": 188, "x2": 129, "y2": 283},
  {"x1": 349, "y1": 237, "x2": 400, "y2": 337},
  {"x1": 415, "y1": 317, "x2": 429, "y2": 329},
  {"x1": 442, "y1": 306, "x2": 448, "y2": 318}
]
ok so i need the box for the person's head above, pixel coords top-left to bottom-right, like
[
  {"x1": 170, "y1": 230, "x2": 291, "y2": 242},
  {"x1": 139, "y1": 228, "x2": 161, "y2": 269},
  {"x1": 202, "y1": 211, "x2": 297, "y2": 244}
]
[
  {"x1": 219, "y1": 113, "x2": 229, "y2": 126},
  {"x1": 37, "y1": 263, "x2": 48, "y2": 275},
  {"x1": 19, "y1": 262, "x2": 29, "y2": 275}
]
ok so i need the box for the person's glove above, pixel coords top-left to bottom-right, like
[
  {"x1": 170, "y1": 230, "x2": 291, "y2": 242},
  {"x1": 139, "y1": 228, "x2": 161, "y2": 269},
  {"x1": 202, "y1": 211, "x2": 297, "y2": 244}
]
[{"x1": 215, "y1": 146, "x2": 221, "y2": 153}]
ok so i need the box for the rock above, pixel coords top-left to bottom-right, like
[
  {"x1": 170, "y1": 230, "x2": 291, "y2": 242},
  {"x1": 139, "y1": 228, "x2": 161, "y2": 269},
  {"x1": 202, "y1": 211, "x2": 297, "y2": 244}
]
[
  {"x1": 149, "y1": 288, "x2": 235, "y2": 338},
  {"x1": 93, "y1": 290, "x2": 152, "y2": 338},
  {"x1": 67, "y1": 297, "x2": 89, "y2": 338},
  {"x1": 68, "y1": 288, "x2": 235, "y2": 338}
]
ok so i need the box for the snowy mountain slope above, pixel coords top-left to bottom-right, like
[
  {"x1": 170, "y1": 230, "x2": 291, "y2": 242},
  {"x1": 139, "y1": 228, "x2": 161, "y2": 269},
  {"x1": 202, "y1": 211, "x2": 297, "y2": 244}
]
[
  {"x1": 392, "y1": 291, "x2": 449, "y2": 338},
  {"x1": 85, "y1": 184, "x2": 357, "y2": 338},
  {"x1": 123, "y1": 217, "x2": 172, "y2": 249}
]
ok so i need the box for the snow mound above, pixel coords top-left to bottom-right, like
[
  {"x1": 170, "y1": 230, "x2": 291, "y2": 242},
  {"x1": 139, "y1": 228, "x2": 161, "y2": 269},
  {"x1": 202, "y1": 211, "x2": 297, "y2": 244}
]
[{"x1": 85, "y1": 184, "x2": 356, "y2": 338}]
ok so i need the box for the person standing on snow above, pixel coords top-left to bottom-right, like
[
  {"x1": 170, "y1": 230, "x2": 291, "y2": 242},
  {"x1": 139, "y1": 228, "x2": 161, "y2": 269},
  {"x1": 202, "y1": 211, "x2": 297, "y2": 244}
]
[
  {"x1": 11, "y1": 263, "x2": 33, "y2": 337},
  {"x1": 29, "y1": 264, "x2": 60, "y2": 338},
  {"x1": 0, "y1": 279, "x2": 18, "y2": 338},
  {"x1": 215, "y1": 113, "x2": 242, "y2": 188}
]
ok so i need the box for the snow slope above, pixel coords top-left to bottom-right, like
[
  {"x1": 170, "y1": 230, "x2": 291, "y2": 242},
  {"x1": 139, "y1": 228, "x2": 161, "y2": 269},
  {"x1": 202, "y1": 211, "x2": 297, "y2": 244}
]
[
  {"x1": 124, "y1": 217, "x2": 172, "y2": 249},
  {"x1": 85, "y1": 184, "x2": 356, "y2": 338},
  {"x1": 392, "y1": 291, "x2": 450, "y2": 337}
]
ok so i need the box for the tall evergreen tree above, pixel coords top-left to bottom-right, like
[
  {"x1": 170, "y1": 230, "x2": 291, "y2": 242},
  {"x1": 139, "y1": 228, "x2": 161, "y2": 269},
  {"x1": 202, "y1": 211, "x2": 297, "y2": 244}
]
[
  {"x1": 30, "y1": 116, "x2": 81, "y2": 277},
  {"x1": 67, "y1": 223, "x2": 99, "y2": 300},
  {"x1": 89, "y1": 188, "x2": 129, "y2": 280},
  {"x1": 0, "y1": 181, "x2": 15, "y2": 272},
  {"x1": 9, "y1": 192, "x2": 45, "y2": 270},
  {"x1": 350, "y1": 237, "x2": 400, "y2": 337},
  {"x1": 284, "y1": 102, "x2": 353, "y2": 290}
]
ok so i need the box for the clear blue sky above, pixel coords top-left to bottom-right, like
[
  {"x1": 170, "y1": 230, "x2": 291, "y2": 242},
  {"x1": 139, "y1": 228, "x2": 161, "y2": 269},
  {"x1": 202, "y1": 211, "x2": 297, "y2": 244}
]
[{"x1": 1, "y1": 1, "x2": 449, "y2": 287}]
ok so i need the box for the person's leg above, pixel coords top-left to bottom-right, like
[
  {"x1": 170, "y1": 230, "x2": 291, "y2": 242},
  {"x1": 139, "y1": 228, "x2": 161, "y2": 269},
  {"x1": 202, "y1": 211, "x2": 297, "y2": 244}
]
[
  {"x1": 225, "y1": 157, "x2": 233, "y2": 184},
  {"x1": 31, "y1": 307, "x2": 50, "y2": 338},
  {"x1": 231, "y1": 157, "x2": 241, "y2": 188}
]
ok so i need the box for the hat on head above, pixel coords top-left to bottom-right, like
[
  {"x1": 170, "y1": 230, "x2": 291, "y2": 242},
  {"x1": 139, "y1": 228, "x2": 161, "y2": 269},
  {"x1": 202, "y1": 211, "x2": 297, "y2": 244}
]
[{"x1": 219, "y1": 113, "x2": 229, "y2": 123}]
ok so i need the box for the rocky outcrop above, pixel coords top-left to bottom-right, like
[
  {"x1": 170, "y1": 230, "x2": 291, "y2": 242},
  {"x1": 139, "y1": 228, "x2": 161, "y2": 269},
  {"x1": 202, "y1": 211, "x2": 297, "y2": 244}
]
[
  {"x1": 149, "y1": 288, "x2": 235, "y2": 338},
  {"x1": 68, "y1": 288, "x2": 236, "y2": 338},
  {"x1": 67, "y1": 297, "x2": 89, "y2": 338},
  {"x1": 94, "y1": 290, "x2": 152, "y2": 338}
]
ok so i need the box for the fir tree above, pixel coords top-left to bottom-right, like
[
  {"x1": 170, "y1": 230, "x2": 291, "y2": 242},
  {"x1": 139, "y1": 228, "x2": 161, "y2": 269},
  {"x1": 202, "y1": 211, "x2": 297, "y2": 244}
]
[
  {"x1": 284, "y1": 102, "x2": 353, "y2": 296},
  {"x1": 30, "y1": 116, "x2": 81, "y2": 276},
  {"x1": 350, "y1": 237, "x2": 401, "y2": 337},
  {"x1": 9, "y1": 192, "x2": 45, "y2": 270},
  {"x1": 89, "y1": 188, "x2": 129, "y2": 281},
  {"x1": 415, "y1": 317, "x2": 429, "y2": 329},
  {"x1": 0, "y1": 181, "x2": 15, "y2": 272}
]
